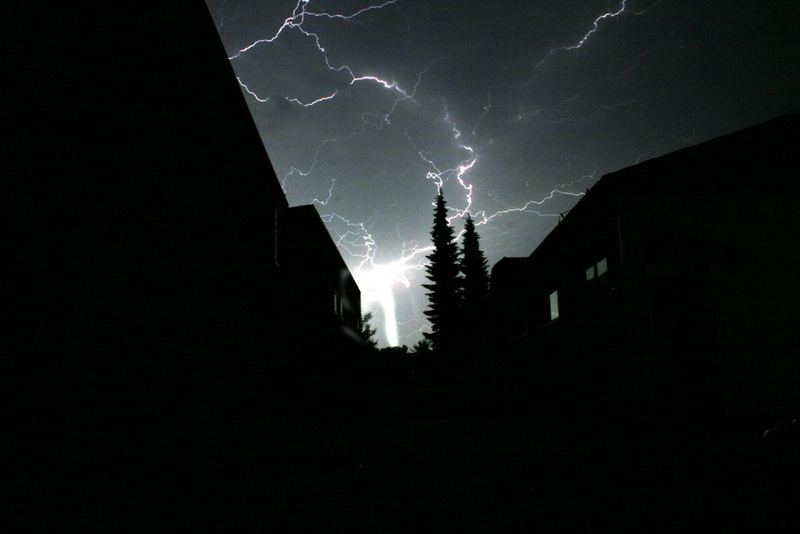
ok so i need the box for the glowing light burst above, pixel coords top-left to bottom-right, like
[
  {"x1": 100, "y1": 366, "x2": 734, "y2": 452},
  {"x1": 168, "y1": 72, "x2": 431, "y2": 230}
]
[
  {"x1": 374, "y1": 102, "x2": 599, "y2": 343},
  {"x1": 320, "y1": 210, "x2": 431, "y2": 347},
  {"x1": 353, "y1": 250, "x2": 429, "y2": 347}
]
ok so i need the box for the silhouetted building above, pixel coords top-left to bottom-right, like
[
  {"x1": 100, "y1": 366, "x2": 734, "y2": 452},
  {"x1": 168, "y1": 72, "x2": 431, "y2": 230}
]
[
  {"x1": 491, "y1": 115, "x2": 800, "y2": 419},
  {"x1": 490, "y1": 257, "x2": 530, "y2": 346},
  {"x1": 5, "y1": 6, "x2": 361, "y2": 371},
  {"x1": 278, "y1": 205, "x2": 363, "y2": 351}
]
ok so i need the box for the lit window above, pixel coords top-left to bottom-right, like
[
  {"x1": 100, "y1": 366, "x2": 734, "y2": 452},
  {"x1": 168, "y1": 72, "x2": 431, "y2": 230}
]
[
  {"x1": 549, "y1": 290, "x2": 559, "y2": 321},
  {"x1": 585, "y1": 266, "x2": 595, "y2": 281},
  {"x1": 596, "y1": 257, "x2": 608, "y2": 277}
]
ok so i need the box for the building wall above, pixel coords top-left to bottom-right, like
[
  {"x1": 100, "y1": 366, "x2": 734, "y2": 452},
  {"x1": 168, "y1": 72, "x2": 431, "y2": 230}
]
[
  {"x1": 500, "y1": 185, "x2": 625, "y2": 361},
  {"x1": 618, "y1": 189, "x2": 800, "y2": 416},
  {"x1": 491, "y1": 116, "x2": 800, "y2": 419},
  {"x1": 278, "y1": 206, "x2": 363, "y2": 353},
  {"x1": 490, "y1": 258, "x2": 531, "y2": 350}
]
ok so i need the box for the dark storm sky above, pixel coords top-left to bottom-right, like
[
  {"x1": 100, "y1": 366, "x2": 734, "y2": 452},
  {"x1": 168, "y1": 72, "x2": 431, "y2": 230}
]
[{"x1": 205, "y1": 0, "x2": 800, "y2": 347}]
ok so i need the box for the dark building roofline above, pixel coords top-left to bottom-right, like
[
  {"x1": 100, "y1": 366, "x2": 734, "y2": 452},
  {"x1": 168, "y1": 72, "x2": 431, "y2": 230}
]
[
  {"x1": 491, "y1": 256, "x2": 530, "y2": 275},
  {"x1": 601, "y1": 113, "x2": 799, "y2": 193},
  {"x1": 281, "y1": 205, "x2": 362, "y2": 294},
  {"x1": 521, "y1": 113, "x2": 799, "y2": 261}
]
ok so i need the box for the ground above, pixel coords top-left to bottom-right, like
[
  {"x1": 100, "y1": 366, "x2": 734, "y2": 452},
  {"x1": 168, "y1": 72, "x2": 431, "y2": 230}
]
[{"x1": 9, "y1": 402, "x2": 798, "y2": 531}]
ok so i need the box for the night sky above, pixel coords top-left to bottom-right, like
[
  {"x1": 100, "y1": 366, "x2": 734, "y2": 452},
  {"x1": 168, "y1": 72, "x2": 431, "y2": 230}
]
[{"x1": 205, "y1": 0, "x2": 799, "y2": 347}]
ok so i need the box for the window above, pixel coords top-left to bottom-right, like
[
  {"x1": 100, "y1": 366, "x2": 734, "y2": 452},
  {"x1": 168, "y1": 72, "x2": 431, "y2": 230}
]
[
  {"x1": 586, "y1": 257, "x2": 608, "y2": 281},
  {"x1": 596, "y1": 257, "x2": 608, "y2": 277},
  {"x1": 549, "y1": 290, "x2": 559, "y2": 321},
  {"x1": 333, "y1": 290, "x2": 342, "y2": 317}
]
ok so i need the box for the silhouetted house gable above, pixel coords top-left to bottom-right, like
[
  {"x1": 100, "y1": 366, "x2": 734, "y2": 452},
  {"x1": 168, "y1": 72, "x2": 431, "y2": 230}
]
[{"x1": 491, "y1": 114, "x2": 800, "y2": 418}]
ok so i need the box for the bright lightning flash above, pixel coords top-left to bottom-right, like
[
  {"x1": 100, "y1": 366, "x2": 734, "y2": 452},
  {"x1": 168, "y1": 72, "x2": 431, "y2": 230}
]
[
  {"x1": 353, "y1": 244, "x2": 430, "y2": 347},
  {"x1": 218, "y1": 0, "x2": 632, "y2": 347}
]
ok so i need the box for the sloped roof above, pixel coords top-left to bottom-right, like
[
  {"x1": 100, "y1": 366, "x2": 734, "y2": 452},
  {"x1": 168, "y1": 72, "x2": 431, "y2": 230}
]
[
  {"x1": 602, "y1": 113, "x2": 799, "y2": 196},
  {"x1": 280, "y1": 205, "x2": 359, "y2": 288},
  {"x1": 525, "y1": 113, "x2": 799, "y2": 259}
]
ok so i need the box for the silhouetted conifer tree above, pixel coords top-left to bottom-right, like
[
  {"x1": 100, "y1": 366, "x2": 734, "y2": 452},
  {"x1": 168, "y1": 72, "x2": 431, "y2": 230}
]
[
  {"x1": 423, "y1": 192, "x2": 463, "y2": 353},
  {"x1": 460, "y1": 214, "x2": 491, "y2": 351},
  {"x1": 412, "y1": 339, "x2": 432, "y2": 353},
  {"x1": 359, "y1": 312, "x2": 378, "y2": 350}
]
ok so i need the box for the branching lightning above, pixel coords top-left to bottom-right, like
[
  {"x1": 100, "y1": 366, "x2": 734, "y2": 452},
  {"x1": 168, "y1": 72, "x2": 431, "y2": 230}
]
[
  {"x1": 230, "y1": 0, "x2": 408, "y2": 106},
  {"x1": 303, "y1": 0, "x2": 399, "y2": 22},
  {"x1": 236, "y1": 76, "x2": 269, "y2": 102},
  {"x1": 311, "y1": 179, "x2": 336, "y2": 206},
  {"x1": 217, "y1": 0, "x2": 651, "y2": 347},
  {"x1": 320, "y1": 209, "x2": 432, "y2": 347},
  {"x1": 535, "y1": 1, "x2": 628, "y2": 70},
  {"x1": 285, "y1": 91, "x2": 338, "y2": 107},
  {"x1": 471, "y1": 189, "x2": 584, "y2": 227}
]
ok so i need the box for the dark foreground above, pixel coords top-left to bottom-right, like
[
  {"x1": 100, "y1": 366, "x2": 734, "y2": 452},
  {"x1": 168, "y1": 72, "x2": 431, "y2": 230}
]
[{"x1": 7, "y1": 354, "x2": 799, "y2": 532}]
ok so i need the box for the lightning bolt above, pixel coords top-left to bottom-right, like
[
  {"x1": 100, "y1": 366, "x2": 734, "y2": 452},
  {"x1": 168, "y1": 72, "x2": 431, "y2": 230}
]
[
  {"x1": 218, "y1": 1, "x2": 643, "y2": 347},
  {"x1": 224, "y1": 2, "x2": 449, "y2": 334},
  {"x1": 381, "y1": 54, "x2": 450, "y2": 125},
  {"x1": 236, "y1": 76, "x2": 269, "y2": 102},
  {"x1": 535, "y1": 1, "x2": 628, "y2": 70},
  {"x1": 472, "y1": 189, "x2": 585, "y2": 227},
  {"x1": 227, "y1": 0, "x2": 307, "y2": 59},
  {"x1": 311, "y1": 179, "x2": 336, "y2": 206},
  {"x1": 352, "y1": 237, "x2": 434, "y2": 347},
  {"x1": 277, "y1": 52, "x2": 447, "y2": 202},
  {"x1": 285, "y1": 91, "x2": 338, "y2": 107},
  {"x1": 414, "y1": 106, "x2": 590, "y2": 229},
  {"x1": 304, "y1": 0, "x2": 400, "y2": 21},
  {"x1": 531, "y1": 0, "x2": 663, "y2": 76},
  {"x1": 631, "y1": 0, "x2": 663, "y2": 16},
  {"x1": 229, "y1": 0, "x2": 409, "y2": 106},
  {"x1": 215, "y1": 0, "x2": 228, "y2": 31},
  {"x1": 319, "y1": 206, "x2": 433, "y2": 347},
  {"x1": 301, "y1": 96, "x2": 594, "y2": 346}
]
